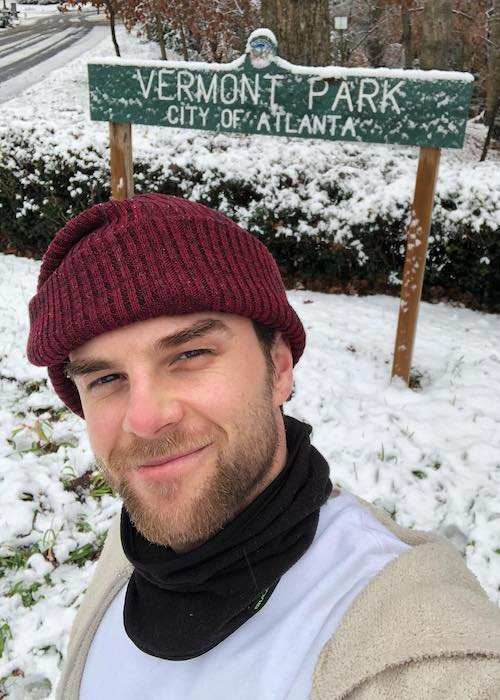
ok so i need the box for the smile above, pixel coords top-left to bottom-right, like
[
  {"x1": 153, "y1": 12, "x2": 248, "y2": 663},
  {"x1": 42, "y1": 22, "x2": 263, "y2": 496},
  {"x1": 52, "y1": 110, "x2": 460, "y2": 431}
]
[{"x1": 136, "y1": 443, "x2": 213, "y2": 481}]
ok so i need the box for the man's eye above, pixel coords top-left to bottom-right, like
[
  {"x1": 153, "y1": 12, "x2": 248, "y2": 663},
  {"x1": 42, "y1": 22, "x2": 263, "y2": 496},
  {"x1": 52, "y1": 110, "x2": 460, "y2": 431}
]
[
  {"x1": 87, "y1": 349, "x2": 212, "y2": 391},
  {"x1": 173, "y1": 349, "x2": 212, "y2": 364},
  {"x1": 88, "y1": 374, "x2": 120, "y2": 390}
]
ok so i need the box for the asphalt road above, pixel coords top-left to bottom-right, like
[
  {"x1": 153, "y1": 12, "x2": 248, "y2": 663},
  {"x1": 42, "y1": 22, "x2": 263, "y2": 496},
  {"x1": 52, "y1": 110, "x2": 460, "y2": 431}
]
[{"x1": 0, "y1": 9, "x2": 109, "y2": 101}]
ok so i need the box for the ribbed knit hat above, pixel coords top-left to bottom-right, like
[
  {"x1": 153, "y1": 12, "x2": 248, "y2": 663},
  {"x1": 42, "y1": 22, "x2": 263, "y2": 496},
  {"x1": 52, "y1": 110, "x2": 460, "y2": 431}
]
[{"x1": 26, "y1": 194, "x2": 306, "y2": 419}]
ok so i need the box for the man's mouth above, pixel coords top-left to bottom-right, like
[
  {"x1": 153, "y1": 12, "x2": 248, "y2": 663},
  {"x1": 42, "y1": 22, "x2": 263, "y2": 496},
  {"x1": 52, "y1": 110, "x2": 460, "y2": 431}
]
[{"x1": 136, "y1": 444, "x2": 213, "y2": 481}]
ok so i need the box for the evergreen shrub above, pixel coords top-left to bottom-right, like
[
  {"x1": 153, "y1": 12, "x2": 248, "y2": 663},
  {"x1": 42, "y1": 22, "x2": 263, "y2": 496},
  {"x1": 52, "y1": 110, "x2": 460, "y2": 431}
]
[{"x1": 1, "y1": 129, "x2": 498, "y2": 311}]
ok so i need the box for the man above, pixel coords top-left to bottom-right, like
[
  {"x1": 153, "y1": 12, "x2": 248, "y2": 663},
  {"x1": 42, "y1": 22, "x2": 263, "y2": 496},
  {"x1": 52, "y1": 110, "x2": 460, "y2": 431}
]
[{"x1": 26, "y1": 194, "x2": 500, "y2": 699}]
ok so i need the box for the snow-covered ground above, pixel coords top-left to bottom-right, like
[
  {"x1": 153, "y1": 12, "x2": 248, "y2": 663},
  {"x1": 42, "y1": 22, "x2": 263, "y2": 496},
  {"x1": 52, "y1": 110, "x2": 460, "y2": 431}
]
[
  {"x1": 17, "y1": 4, "x2": 62, "y2": 15},
  {"x1": 2, "y1": 4, "x2": 88, "y2": 27},
  {"x1": 0, "y1": 8, "x2": 107, "y2": 105},
  {"x1": 0, "y1": 17, "x2": 499, "y2": 700},
  {"x1": 7, "y1": 4, "x2": 61, "y2": 21}
]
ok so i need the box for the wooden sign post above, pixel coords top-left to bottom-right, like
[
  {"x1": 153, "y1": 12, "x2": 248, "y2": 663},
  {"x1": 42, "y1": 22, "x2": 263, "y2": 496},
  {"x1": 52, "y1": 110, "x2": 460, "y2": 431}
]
[
  {"x1": 392, "y1": 146, "x2": 441, "y2": 383},
  {"x1": 109, "y1": 122, "x2": 134, "y2": 199},
  {"x1": 87, "y1": 28, "x2": 473, "y2": 386}
]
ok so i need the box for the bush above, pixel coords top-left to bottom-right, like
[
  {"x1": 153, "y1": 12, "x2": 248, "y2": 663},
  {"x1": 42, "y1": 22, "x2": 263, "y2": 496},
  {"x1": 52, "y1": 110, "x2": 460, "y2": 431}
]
[{"x1": 0, "y1": 128, "x2": 498, "y2": 311}]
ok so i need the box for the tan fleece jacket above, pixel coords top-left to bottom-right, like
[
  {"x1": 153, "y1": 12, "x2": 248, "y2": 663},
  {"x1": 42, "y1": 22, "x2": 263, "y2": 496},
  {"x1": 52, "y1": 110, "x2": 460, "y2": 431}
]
[{"x1": 56, "y1": 492, "x2": 500, "y2": 699}]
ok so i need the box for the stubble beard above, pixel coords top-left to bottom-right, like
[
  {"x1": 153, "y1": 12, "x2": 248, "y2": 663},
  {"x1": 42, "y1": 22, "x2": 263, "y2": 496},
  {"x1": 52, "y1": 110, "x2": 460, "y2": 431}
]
[{"x1": 94, "y1": 368, "x2": 280, "y2": 552}]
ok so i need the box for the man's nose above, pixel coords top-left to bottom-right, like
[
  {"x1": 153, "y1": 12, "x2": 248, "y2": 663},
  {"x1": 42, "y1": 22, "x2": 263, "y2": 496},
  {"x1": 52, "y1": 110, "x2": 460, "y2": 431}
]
[{"x1": 121, "y1": 375, "x2": 184, "y2": 438}]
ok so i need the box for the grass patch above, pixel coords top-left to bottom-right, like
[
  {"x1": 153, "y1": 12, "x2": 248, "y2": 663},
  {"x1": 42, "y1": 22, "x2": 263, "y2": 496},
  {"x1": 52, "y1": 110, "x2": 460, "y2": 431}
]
[
  {"x1": 8, "y1": 417, "x2": 77, "y2": 457},
  {"x1": 412, "y1": 470, "x2": 427, "y2": 479},
  {"x1": 75, "y1": 519, "x2": 92, "y2": 533},
  {"x1": 61, "y1": 469, "x2": 115, "y2": 500},
  {"x1": 20, "y1": 379, "x2": 46, "y2": 395},
  {"x1": 6, "y1": 581, "x2": 43, "y2": 608},
  {"x1": 90, "y1": 472, "x2": 114, "y2": 499},
  {"x1": 376, "y1": 444, "x2": 398, "y2": 462},
  {"x1": 0, "y1": 545, "x2": 39, "y2": 577},
  {"x1": 0, "y1": 621, "x2": 12, "y2": 657},
  {"x1": 61, "y1": 469, "x2": 91, "y2": 493},
  {"x1": 67, "y1": 531, "x2": 107, "y2": 568},
  {"x1": 409, "y1": 369, "x2": 423, "y2": 390}
]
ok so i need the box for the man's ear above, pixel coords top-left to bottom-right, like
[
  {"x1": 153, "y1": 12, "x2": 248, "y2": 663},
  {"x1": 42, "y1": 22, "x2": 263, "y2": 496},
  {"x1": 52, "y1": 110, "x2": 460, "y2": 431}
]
[{"x1": 271, "y1": 332, "x2": 294, "y2": 407}]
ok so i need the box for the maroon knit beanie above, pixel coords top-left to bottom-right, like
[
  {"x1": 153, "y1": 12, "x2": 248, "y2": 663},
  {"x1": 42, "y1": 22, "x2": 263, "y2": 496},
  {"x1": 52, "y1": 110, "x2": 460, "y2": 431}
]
[{"x1": 26, "y1": 194, "x2": 306, "y2": 419}]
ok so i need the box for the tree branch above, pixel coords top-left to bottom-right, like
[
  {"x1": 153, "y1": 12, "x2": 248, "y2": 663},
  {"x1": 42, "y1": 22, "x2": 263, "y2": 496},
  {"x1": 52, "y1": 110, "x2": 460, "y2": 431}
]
[
  {"x1": 348, "y1": 15, "x2": 390, "y2": 55},
  {"x1": 452, "y1": 9, "x2": 474, "y2": 21}
]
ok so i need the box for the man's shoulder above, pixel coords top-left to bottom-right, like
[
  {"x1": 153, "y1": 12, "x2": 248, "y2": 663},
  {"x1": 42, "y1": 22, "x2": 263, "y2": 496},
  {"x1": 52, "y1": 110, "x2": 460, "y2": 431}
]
[
  {"x1": 65, "y1": 510, "x2": 131, "y2": 657},
  {"x1": 329, "y1": 487, "x2": 441, "y2": 547},
  {"x1": 56, "y1": 509, "x2": 132, "y2": 699},
  {"x1": 312, "y1": 488, "x2": 500, "y2": 699}
]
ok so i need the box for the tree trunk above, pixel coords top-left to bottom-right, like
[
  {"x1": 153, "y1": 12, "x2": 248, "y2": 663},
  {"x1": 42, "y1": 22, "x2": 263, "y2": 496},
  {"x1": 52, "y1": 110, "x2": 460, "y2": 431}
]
[
  {"x1": 261, "y1": 0, "x2": 277, "y2": 32},
  {"x1": 452, "y1": 0, "x2": 473, "y2": 71},
  {"x1": 420, "y1": 0, "x2": 452, "y2": 70},
  {"x1": 485, "y1": 0, "x2": 500, "y2": 136},
  {"x1": 401, "y1": 0, "x2": 413, "y2": 69},
  {"x1": 178, "y1": 21, "x2": 189, "y2": 61},
  {"x1": 104, "y1": 1, "x2": 120, "y2": 57},
  {"x1": 366, "y1": 2, "x2": 384, "y2": 67},
  {"x1": 481, "y1": 94, "x2": 500, "y2": 160},
  {"x1": 261, "y1": 0, "x2": 332, "y2": 66},
  {"x1": 155, "y1": 13, "x2": 167, "y2": 60}
]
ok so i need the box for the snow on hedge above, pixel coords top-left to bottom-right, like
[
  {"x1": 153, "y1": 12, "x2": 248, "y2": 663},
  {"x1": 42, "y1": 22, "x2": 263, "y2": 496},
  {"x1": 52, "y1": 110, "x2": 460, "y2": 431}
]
[{"x1": 1, "y1": 22, "x2": 499, "y2": 267}]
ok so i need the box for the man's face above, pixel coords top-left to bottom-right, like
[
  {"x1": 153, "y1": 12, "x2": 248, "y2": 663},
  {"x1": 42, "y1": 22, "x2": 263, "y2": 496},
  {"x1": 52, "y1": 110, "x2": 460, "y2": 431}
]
[{"x1": 67, "y1": 312, "x2": 293, "y2": 552}]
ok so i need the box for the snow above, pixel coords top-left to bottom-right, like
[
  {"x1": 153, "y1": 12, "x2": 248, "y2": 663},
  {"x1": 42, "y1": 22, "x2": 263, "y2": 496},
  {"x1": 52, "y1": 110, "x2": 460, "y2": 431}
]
[
  {"x1": 88, "y1": 54, "x2": 247, "y2": 72},
  {"x1": 0, "y1": 9, "x2": 107, "y2": 105},
  {"x1": 0, "y1": 18, "x2": 498, "y2": 699},
  {"x1": 246, "y1": 27, "x2": 278, "y2": 50},
  {"x1": 12, "y1": 4, "x2": 62, "y2": 19},
  {"x1": 273, "y1": 56, "x2": 474, "y2": 83},
  {"x1": 91, "y1": 36, "x2": 472, "y2": 84}
]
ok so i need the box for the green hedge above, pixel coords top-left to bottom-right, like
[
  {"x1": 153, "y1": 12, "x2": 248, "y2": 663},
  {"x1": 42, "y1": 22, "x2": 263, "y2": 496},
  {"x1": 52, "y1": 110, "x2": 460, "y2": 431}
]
[{"x1": 1, "y1": 129, "x2": 498, "y2": 311}]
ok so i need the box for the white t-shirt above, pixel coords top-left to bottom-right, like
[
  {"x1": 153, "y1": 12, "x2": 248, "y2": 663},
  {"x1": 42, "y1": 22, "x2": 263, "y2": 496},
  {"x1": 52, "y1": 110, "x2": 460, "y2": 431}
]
[{"x1": 80, "y1": 491, "x2": 410, "y2": 700}]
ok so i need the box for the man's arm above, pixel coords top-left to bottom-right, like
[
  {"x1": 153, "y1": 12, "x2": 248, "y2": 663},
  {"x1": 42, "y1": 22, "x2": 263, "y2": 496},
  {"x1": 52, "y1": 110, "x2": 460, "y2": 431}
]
[{"x1": 347, "y1": 655, "x2": 500, "y2": 699}]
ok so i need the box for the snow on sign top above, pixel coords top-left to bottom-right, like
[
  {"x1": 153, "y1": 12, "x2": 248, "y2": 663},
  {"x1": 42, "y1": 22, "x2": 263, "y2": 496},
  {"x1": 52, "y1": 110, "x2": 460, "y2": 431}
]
[{"x1": 87, "y1": 29, "x2": 474, "y2": 149}]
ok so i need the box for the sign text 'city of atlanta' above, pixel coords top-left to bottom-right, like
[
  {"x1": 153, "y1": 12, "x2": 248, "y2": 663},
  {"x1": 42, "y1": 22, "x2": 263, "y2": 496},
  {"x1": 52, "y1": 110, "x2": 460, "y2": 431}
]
[{"x1": 88, "y1": 28, "x2": 474, "y2": 149}]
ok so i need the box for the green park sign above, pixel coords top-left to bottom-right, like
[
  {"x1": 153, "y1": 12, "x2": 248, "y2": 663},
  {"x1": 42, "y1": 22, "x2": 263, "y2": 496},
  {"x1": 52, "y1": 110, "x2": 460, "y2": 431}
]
[
  {"x1": 86, "y1": 29, "x2": 474, "y2": 390},
  {"x1": 88, "y1": 29, "x2": 473, "y2": 149}
]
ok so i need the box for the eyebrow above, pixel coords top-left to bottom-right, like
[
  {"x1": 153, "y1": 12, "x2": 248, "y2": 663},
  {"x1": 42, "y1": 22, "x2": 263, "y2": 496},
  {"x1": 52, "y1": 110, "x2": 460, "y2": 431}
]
[{"x1": 63, "y1": 319, "x2": 233, "y2": 382}]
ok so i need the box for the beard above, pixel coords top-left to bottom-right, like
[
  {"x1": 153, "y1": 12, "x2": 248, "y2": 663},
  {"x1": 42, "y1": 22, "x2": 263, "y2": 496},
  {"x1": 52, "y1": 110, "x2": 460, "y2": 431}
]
[{"x1": 93, "y1": 367, "x2": 280, "y2": 553}]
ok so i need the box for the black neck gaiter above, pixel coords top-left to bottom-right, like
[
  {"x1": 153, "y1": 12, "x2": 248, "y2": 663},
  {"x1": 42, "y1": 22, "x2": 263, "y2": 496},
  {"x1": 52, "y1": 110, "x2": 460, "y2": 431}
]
[{"x1": 120, "y1": 414, "x2": 333, "y2": 660}]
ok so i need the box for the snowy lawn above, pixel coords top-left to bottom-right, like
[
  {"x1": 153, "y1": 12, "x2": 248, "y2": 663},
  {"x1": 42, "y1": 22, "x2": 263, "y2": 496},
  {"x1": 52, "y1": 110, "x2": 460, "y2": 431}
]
[
  {"x1": 0, "y1": 251, "x2": 499, "y2": 698},
  {"x1": 0, "y1": 16, "x2": 499, "y2": 700}
]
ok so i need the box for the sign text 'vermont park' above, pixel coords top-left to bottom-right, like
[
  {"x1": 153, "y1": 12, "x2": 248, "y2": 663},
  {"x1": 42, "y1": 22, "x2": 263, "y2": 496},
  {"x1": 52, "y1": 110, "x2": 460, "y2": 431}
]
[{"x1": 88, "y1": 29, "x2": 473, "y2": 149}]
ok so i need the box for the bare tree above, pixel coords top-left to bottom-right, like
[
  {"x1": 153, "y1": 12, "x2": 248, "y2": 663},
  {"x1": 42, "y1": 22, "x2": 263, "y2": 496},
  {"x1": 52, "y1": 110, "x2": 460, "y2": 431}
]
[
  {"x1": 261, "y1": 0, "x2": 332, "y2": 65},
  {"x1": 420, "y1": 0, "x2": 453, "y2": 69},
  {"x1": 481, "y1": 0, "x2": 500, "y2": 158},
  {"x1": 365, "y1": 1, "x2": 384, "y2": 65},
  {"x1": 401, "y1": 0, "x2": 413, "y2": 68},
  {"x1": 123, "y1": 0, "x2": 259, "y2": 62},
  {"x1": 486, "y1": 0, "x2": 500, "y2": 120}
]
